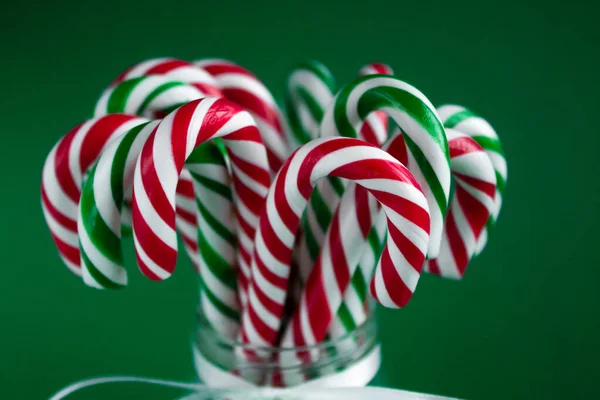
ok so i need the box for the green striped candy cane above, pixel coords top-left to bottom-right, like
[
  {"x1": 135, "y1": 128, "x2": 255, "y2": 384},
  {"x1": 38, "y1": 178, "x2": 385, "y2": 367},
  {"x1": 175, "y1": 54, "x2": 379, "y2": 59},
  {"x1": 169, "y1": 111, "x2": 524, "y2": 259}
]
[
  {"x1": 318, "y1": 74, "x2": 451, "y2": 259},
  {"x1": 284, "y1": 60, "x2": 337, "y2": 150},
  {"x1": 93, "y1": 75, "x2": 213, "y2": 273},
  {"x1": 186, "y1": 144, "x2": 240, "y2": 337},
  {"x1": 437, "y1": 104, "x2": 506, "y2": 254}
]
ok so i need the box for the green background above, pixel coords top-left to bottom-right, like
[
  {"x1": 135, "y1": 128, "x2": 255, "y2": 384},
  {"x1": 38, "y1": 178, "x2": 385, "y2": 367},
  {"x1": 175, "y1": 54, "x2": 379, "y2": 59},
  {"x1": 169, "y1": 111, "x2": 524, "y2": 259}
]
[{"x1": 1, "y1": 0, "x2": 598, "y2": 398}]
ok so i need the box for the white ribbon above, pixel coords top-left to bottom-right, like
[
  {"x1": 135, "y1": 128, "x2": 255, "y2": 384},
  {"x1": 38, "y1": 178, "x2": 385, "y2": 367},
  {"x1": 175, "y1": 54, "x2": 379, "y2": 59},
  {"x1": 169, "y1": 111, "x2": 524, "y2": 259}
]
[{"x1": 50, "y1": 345, "x2": 458, "y2": 399}]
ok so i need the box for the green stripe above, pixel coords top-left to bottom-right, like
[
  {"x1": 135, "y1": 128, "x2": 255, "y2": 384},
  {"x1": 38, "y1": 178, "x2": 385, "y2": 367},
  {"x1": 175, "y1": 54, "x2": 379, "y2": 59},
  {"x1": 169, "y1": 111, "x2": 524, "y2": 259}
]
[
  {"x1": 80, "y1": 247, "x2": 124, "y2": 290},
  {"x1": 137, "y1": 81, "x2": 187, "y2": 114},
  {"x1": 309, "y1": 189, "x2": 333, "y2": 232},
  {"x1": 403, "y1": 134, "x2": 448, "y2": 217},
  {"x1": 336, "y1": 302, "x2": 356, "y2": 332},
  {"x1": 350, "y1": 269, "x2": 367, "y2": 303},
  {"x1": 302, "y1": 216, "x2": 321, "y2": 262},
  {"x1": 196, "y1": 198, "x2": 235, "y2": 244},
  {"x1": 106, "y1": 77, "x2": 144, "y2": 114},
  {"x1": 110, "y1": 123, "x2": 149, "y2": 208},
  {"x1": 190, "y1": 172, "x2": 232, "y2": 200},
  {"x1": 198, "y1": 274, "x2": 239, "y2": 321},
  {"x1": 442, "y1": 109, "x2": 478, "y2": 128},
  {"x1": 354, "y1": 83, "x2": 450, "y2": 217},
  {"x1": 470, "y1": 135, "x2": 504, "y2": 155},
  {"x1": 187, "y1": 141, "x2": 226, "y2": 164},
  {"x1": 197, "y1": 217, "x2": 237, "y2": 290},
  {"x1": 330, "y1": 176, "x2": 345, "y2": 197},
  {"x1": 79, "y1": 166, "x2": 123, "y2": 265},
  {"x1": 285, "y1": 92, "x2": 312, "y2": 145}
]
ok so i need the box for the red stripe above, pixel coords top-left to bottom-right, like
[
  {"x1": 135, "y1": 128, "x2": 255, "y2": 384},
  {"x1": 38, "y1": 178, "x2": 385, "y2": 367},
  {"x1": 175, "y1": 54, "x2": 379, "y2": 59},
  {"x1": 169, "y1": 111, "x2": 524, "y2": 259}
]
[
  {"x1": 139, "y1": 128, "x2": 176, "y2": 229},
  {"x1": 297, "y1": 138, "x2": 368, "y2": 198},
  {"x1": 456, "y1": 186, "x2": 491, "y2": 239},
  {"x1": 355, "y1": 187, "x2": 372, "y2": 238},
  {"x1": 251, "y1": 257, "x2": 286, "y2": 314},
  {"x1": 302, "y1": 257, "x2": 333, "y2": 343},
  {"x1": 386, "y1": 133, "x2": 408, "y2": 165},
  {"x1": 231, "y1": 174, "x2": 264, "y2": 218},
  {"x1": 273, "y1": 161, "x2": 300, "y2": 233},
  {"x1": 196, "y1": 98, "x2": 240, "y2": 144},
  {"x1": 246, "y1": 288, "x2": 278, "y2": 344},
  {"x1": 330, "y1": 158, "x2": 418, "y2": 187},
  {"x1": 41, "y1": 187, "x2": 77, "y2": 231},
  {"x1": 193, "y1": 83, "x2": 222, "y2": 98},
  {"x1": 368, "y1": 63, "x2": 393, "y2": 75},
  {"x1": 201, "y1": 63, "x2": 256, "y2": 79},
  {"x1": 221, "y1": 88, "x2": 283, "y2": 134},
  {"x1": 54, "y1": 123, "x2": 83, "y2": 203},
  {"x1": 131, "y1": 192, "x2": 177, "y2": 279},
  {"x1": 222, "y1": 125, "x2": 264, "y2": 144},
  {"x1": 377, "y1": 247, "x2": 413, "y2": 307},
  {"x1": 358, "y1": 118, "x2": 379, "y2": 145},
  {"x1": 171, "y1": 102, "x2": 198, "y2": 174},
  {"x1": 327, "y1": 213, "x2": 351, "y2": 295},
  {"x1": 369, "y1": 189, "x2": 430, "y2": 233},
  {"x1": 175, "y1": 206, "x2": 196, "y2": 225},
  {"x1": 448, "y1": 136, "x2": 482, "y2": 159},
  {"x1": 237, "y1": 217, "x2": 255, "y2": 254},
  {"x1": 427, "y1": 258, "x2": 441, "y2": 275},
  {"x1": 443, "y1": 208, "x2": 469, "y2": 277},
  {"x1": 176, "y1": 178, "x2": 194, "y2": 197},
  {"x1": 454, "y1": 172, "x2": 496, "y2": 198},
  {"x1": 80, "y1": 115, "x2": 138, "y2": 172},
  {"x1": 387, "y1": 220, "x2": 427, "y2": 271},
  {"x1": 135, "y1": 253, "x2": 162, "y2": 281},
  {"x1": 145, "y1": 59, "x2": 190, "y2": 75},
  {"x1": 254, "y1": 227, "x2": 292, "y2": 290},
  {"x1": 228, "y1": 151, "x2": 271, "y2": 189},
  {"x1": 51, "y1": 233, "x2": 80, "y2": 269}
]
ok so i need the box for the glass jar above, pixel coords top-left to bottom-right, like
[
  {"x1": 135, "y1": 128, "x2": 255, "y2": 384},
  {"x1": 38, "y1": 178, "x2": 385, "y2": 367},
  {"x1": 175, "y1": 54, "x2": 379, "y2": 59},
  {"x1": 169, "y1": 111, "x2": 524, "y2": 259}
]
[{"x1": 191, "y1": 301, "x2": 385, "y2": 394}]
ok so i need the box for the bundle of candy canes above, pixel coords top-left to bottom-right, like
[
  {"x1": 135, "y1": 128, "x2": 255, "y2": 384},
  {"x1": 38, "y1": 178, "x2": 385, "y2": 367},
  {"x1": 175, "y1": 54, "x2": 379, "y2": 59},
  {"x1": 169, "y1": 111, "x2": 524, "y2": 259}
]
[{"x1": 41, "y1": 58, "x2": 506, "y2": 375}]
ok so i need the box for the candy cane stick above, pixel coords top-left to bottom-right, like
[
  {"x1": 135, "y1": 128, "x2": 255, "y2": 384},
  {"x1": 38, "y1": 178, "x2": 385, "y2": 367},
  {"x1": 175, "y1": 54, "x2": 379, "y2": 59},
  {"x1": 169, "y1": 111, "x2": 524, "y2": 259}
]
[
  {"x1": 130, "y1": 99, "x2": 271, "y2": 305},
  {"x1": 195, "y1": 59, "x2": 288, "y2": 173},
  {"x1": 423, "y1": 128, "x2": 497, "y2": 278},
  {"x1": 78, "y1": 121, "x2": 158, "y2": 288},
  {"x1": 284, "y1": 60, "x2": 336, "y2": 150},
  {"x1": 240, "y1": 137, "x2": 430, "y2": 347},
  {"x1": 41, "y1": 115, "x2": 148, "y2": 275},
  {"x1": 437, "y1": 105, "x2": 506, "y2": 254}
]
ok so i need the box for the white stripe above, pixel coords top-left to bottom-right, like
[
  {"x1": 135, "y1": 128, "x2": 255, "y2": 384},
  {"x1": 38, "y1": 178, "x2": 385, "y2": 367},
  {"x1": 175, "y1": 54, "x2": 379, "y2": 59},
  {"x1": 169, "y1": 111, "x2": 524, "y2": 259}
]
[
  {"x1": 250, "y1": 253, "x2": 286, "y2": 305},
  {"x1": 246, "y1": 284, "x2": 279, "y2": 330},
  {"x1": 41, "y1": 203, "x2": 78, "y2": 247},
  {"x1": 215, "y1": 74, "x2": 276, "y2": 106},
  {"x1": 78, "y1": 214, "x2": 127, "y2": 286},
  {"x1": 371, "y1": 262, "x2": 395, "y2": 307},
  {"x1": 122, "y1": 58, "x2": 172, "y2": 79},
  {"x1": 241, "y1": 309, "x2": 269, "y2": 346},
  {"x1": 132, "y1": 158, "x2": 177, "y2": 249},
  {"x1": 385, "y1": 229, "x2": 421, "y2": 293},
  {"x1": 354, "y1": 178, "x2": 429, "y2": 211},
  {"x1": 200, "y1": 291, "x2": 239, "y2": 338},
  {"x1": 145, "y1": 85, "x2": 202, "y2": 116},
  {"x1": 133, "y1": 232, "x2": 171, "y2": 280},
  {"x1": 42, "y1": 145, "x2": 78, "y2": 223},
  {"x1": 382, "y1": 205, "x2": 430, "y2": 253},
  {"x1": 198, "y1": 254, "x2": 238, "y2": 310},
  {"x1": 254, "y1": 227, "x2": 290, "y2": 279},
  {"x1": 67, "y1": 120, "x2": 95, "y2": 189}
]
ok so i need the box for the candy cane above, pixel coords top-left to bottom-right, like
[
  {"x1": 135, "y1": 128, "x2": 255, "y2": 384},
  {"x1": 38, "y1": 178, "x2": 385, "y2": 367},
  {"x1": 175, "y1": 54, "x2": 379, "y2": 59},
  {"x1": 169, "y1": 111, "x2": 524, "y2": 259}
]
[
  {"x1": 284, "y1": 60, "x2": 336, "y2": 150},
  {"x1": 78, "y1": 121, "x2": 158, "y2": 288},
  {"x1": 240, "y1": 137, "x2": 430, "y2": 347},
  {"x1": 437, "y1": 105, "x2": 506, "y2": 254},
  {"x1": 112, "y1": 57, "x2": 222, "y2": 98},
  {"x1": 130, "y1": 99, "x2": 271, "y2": 310},
  {"x1": 195, "y1": 59, "x2": 288, "y2": 173},
  {"x1": 326, "y1": 64, "x2": 395, "y2": 336},
  {"x1": 423, "y1": 128, "x2": 497, "y2": 278},
  {"x1": 95, "y1": 75, "x2": 222, "y2": 275},
  {"x1": 41, "y1": 115, "x2": 148, "y2": 275}
]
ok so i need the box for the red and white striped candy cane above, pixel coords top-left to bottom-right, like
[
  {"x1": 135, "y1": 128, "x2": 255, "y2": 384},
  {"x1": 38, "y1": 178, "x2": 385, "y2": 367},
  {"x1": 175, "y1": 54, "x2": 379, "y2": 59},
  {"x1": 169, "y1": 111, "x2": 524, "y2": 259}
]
[
  {"x1": 130, "y1": 98, "x2": 271, "y2": 302},
  {"x1": 41, "y1": 115, "x2": 148, "y2": 275},
  {"x1": 240, "y1": 137, "x2": 430, "y2": 347},
  {"x1": 424, "y1": 128, "x2": 497, "y2": 278},
  {"x1": 112, "y1": 57, "x2": 222, "y2": 97},
  {"x1": 195, "y1": 59, "x2": 289, "y2": 173}
]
